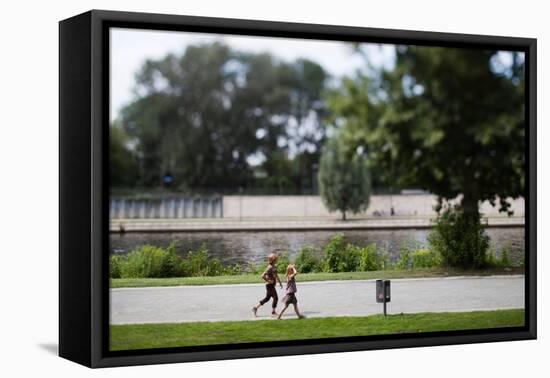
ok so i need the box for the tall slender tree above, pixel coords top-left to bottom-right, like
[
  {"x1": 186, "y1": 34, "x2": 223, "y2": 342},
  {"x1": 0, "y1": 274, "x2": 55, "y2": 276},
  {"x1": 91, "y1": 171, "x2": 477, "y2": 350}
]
[{"x1": 318, "y1": 136, "x2": 371, "y2": 220}]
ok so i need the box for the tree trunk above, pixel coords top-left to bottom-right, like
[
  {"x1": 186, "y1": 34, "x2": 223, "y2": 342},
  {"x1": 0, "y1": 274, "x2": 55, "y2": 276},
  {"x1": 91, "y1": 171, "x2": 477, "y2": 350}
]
[
  {"x1": 461, "y1": 194, "x2": 480, "y2": 218},
  {"x1": 461, "y1": 193, "x2": 482, "y2": 267},
  {"x1": 342, "y1": 210, "x2": 347, "y2": 221}
]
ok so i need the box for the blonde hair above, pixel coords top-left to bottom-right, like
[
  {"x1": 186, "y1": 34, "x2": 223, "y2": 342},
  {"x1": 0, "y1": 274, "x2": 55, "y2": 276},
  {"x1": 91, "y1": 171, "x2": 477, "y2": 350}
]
[
  {"x1": 286, "y1": 264, "x2": 295, "y2": 277},
  {"x1": 268, "y1": 253, "x2": 278, "y2": 265}
]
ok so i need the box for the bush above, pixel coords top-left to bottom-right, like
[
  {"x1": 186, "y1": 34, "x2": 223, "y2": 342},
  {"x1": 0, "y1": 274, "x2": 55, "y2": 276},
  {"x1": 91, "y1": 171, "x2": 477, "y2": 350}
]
[
  {"x1": 223, "y1": 264, "x2": 243, "y2": 276},
  {"x1": 484, "y1": 245, "x2": 512, "y2": 268},
  {"x1": 120, "y1": 243, "x2": 181, "y2": 278},
  {"x1": 428, "y1": 204, "x2": 490, "y2": 269},
  {"x1": 376, "y1": 246, "x2": 392, "y2": 270},
  {"x1": 161, "y1": 243, "x2": 183, "y2": 277},
  {"x1": 109, "y1": 244, "x2": 254, "y2": 278},
  {"x1": 411, "y1": 248, "x2": 441, "y2": 269},
  {"x1": 484, "y1": 247, "x2": 499, "y2": 267},
  {"x1": 358, "y1": 243, "x2": 380, "y2": 271},
  {"x1": 110, "y1": 255, "x2": 124, "y2": 278},
  {"x1": 342, "y1": 244, "x2": 361, "y2": 272},
  {"x1": 499, "y1": 244, "x2": 511, "y2": 267},
  {"x1": 323, "y1": 234, "x2": 347, "y2": 272},
  {"x1": 181, "y1": 244, "x2": 224, "y2": 277},
  {"x1": 295, "y1": 246, "x2": 322, "y2": 273},
  {"x1": 396, "y1": 244, "x2": 412, "y2": 270}
]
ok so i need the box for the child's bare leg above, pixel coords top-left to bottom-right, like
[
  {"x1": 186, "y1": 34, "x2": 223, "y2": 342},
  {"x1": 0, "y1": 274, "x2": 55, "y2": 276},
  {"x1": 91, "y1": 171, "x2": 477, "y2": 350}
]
[
  {"x1": 252, "y1": 302, "x2": 263, "y2": 317},
  {"x1": 277, "y1": 304, "x2": 289, "y2": 320},
  {"x1": 293, "y1": 303, "x2": 304, "y2": 318}
]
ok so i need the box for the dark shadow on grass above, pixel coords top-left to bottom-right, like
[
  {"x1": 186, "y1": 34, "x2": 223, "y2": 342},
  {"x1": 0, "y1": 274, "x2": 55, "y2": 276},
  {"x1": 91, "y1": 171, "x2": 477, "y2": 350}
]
[{"x1": 38, "y1": 343, "x2": 58, "y2": 355}]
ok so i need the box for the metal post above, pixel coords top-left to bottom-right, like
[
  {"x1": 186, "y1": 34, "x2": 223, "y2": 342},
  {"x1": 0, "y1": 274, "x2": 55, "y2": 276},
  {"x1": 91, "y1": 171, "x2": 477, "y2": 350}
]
[
  {"x1": 383, "y1": 293, "x2": 387, "y2": 316},
  {"x1": 376, "y1": 279, "x2": 390, "y2": 316}
]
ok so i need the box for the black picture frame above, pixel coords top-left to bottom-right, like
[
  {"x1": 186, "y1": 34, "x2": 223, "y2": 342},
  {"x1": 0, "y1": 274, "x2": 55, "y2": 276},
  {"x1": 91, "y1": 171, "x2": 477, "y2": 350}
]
[{"x1": 59, "y1": 9, "x2": 537, "y2": 368}]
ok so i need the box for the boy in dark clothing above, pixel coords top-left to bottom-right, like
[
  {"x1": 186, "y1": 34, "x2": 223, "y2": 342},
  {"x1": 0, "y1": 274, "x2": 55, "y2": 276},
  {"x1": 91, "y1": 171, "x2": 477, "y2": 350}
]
[{"x1": 252, "y1": 253, "x2": 282, "y2": 317}]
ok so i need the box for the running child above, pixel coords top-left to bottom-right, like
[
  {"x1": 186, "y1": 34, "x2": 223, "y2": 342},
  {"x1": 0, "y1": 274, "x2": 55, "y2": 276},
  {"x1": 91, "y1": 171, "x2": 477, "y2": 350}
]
[
  {"x1": 277, "y1": 264, "x2": 305, "y2": 320},
  {"x1": 252, "y1": 252, "x2": 282, "y2": 317}
]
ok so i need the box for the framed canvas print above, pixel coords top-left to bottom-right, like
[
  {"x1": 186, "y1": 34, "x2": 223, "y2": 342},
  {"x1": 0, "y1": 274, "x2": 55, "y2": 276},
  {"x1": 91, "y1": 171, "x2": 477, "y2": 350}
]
[{"x1": 59, "y1": 9, "x2": 537, "y2": 368}]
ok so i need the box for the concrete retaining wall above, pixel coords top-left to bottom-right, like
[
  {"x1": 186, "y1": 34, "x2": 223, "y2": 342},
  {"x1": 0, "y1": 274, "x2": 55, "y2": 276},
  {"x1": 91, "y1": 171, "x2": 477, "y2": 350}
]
[
  {"x1": 110, "y1": 197, "x2": 223, "y2": 219},
  {"x1": 222, "y1": 194, "x2": 525, "y2": 219}
]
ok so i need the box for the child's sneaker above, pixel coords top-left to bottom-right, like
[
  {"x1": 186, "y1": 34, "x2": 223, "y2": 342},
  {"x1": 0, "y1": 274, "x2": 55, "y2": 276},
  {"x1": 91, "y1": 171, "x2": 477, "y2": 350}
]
[{"x1": 252, "y1": 307, "x2": 257, "y2": 317}]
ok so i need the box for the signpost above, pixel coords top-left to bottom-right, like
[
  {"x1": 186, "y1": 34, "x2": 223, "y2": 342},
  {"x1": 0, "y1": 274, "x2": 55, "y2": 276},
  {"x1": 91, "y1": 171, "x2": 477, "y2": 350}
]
[{"x1": 376, "y1": 279, "x2": 391, "y2": 316}]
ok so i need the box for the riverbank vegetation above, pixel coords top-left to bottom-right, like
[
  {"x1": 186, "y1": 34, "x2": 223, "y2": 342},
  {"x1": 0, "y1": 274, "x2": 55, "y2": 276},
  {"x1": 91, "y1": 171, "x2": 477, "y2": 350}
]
[
  {"x1": 110, "y1": 309, "x2": 524, "y2": 351},
  {"x1": 110, "y1": 233, "x2": 520, "y2": 286}
]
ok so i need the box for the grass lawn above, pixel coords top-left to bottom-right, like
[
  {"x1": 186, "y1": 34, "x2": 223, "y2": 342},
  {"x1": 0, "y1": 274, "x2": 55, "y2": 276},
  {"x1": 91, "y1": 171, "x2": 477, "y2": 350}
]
[
  {"x1": 110, "y1": 309, "x2": 524, "y2": 351},
  {"x1": 110, "y1": 267, "x2": 523, "y2": 288}
]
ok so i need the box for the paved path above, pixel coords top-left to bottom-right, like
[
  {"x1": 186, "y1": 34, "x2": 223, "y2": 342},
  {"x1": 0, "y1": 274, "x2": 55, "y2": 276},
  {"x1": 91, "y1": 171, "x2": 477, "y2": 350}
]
[{"x1": 110, "y1": 275, "x2": 524, "y2": 325}]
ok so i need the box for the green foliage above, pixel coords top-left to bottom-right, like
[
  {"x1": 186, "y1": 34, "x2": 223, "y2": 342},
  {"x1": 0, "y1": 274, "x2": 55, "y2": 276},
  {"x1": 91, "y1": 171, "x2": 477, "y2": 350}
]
[
  {"x1": 484, "y1": 245, "x2": 512, "y2": 268},
  {"x1": 396, "y1": 244, "x2": 413, "y2": 270},
  {"x1": 246, "y1": 261, "x2": 265, "y2": 275},
  {"x1": 484, "y1": 248, "x2": 499, "y2": 268},
  {"x1": 181, "y1": 244, "x2": 224, "y2": 277},
  {"x1": 329, "y1": 47, "x2": 525, "y2": 214},
  {"x1": 112, "y1": 243, "x2": 243, "y2": 278},
  {"x1": 115, "y1": 43, "x2": 329, "y2": 193},
  {"x1": 341, "y1": 244, "x2": 361, "y2": 272},
  {"x1": 376, "y1": 247, "x2": 393, "y2": 270},
  {"x1": 500, "y1": 244, "x2": 511, "y2": 267},
  {"x1": 411, "y1": 249, "x2": 442, "y2": 269},
  {"x1": 222, "y1": 264, "x2": 243, "y2": 276},
  {"x1": 294, "y1": 246, "x2": 322, "y2": 273},
  {"x1": 323, "y1": 234, "x2": 347, "y2": 272},
  {"x1": 110, "y1": 255, "x2": 124, "y2": 279},
  {"x1": 428, "y1": 204, "x2": 490, "y2": 269},
  {"x1": 112, "y1": 229, "x2": 509, "y2": 280},
  {"x1": 358, "y1": 243, "x2": 381, "y2": 271},
  {"x1": 328, "y1": 48, "x2": 524, "y2": 266},
  {"x1": 318, "y1": 136, "x2": 372, "y2": 220},
  {"x1": 109, "y1": 121, "x2": 139, "y2": 188},
  {"x1": 119, "y1": 243, "x2": 181, "y2": 278},
  {"x1": 321, "y1": 234, "x2": 365, "y2": 272},
  {"x1": 276, "y1": 252, "x2": 291, "y2": 275}
]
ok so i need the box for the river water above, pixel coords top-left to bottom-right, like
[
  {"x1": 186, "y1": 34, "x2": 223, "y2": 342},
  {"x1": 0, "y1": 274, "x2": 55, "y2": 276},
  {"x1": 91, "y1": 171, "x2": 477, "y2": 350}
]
[{"x1": 110, "y1": 227, "x2": 525, "y2": 267}]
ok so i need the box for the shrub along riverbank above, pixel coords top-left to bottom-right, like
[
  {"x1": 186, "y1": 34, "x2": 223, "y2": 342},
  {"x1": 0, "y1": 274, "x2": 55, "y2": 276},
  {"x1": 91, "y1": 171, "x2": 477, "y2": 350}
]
[{"x1": 110, "y1": 233, "x2": 520, "y2": 287}]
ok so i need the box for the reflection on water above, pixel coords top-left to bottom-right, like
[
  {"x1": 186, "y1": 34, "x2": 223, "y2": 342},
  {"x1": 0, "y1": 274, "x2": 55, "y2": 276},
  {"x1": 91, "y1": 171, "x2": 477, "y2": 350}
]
[{"x1": 110, "y1": 227, "x2": 525, "y2": 267}]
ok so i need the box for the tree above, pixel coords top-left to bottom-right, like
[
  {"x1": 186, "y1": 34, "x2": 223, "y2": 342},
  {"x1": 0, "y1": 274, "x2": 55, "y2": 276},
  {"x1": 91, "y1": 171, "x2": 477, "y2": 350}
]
[
  {"x1": 110, "y1": 121, "x2": 139, "y2": 188},
  {"x1": 328, "y1": 46, "x2": 525, "y2": 265},
  {"x1": 115, "y1": 43, "x2": 329, "y2": 193},
  {"x1": 332, "y1": 47, "x2": 524, "y2": 215},
  {"x1": 318, "y1": 136, "x2": 371, "y2": 220}
]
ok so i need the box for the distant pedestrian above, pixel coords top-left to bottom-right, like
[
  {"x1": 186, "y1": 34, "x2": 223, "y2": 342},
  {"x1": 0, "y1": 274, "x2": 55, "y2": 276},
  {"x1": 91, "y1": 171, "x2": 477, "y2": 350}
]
[
  {"x1": 277, "y1": 264, "x2": 305, "y2": 320},
  {"x1": 252, "y1": 252, "x2": 282, "y2": 317}
]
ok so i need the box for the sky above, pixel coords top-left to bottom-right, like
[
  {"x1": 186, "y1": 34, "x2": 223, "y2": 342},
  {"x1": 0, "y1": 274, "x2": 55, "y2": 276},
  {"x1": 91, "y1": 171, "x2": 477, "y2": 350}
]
[{"x1": 109, "y1": 27, "x2": 397, "y2": 121}]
